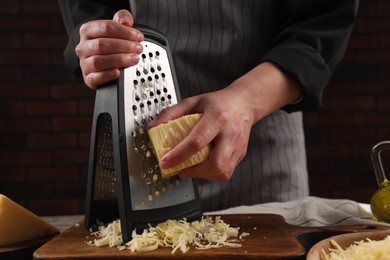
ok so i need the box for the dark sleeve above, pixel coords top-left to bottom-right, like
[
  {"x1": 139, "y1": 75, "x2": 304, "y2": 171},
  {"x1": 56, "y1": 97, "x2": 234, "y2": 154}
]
[
  {"x1": 260, "y1": 0, "x2": 359, "y2": 112},
  {"x1": 58, "y1": 0, "x2": 130, "y2": 78}
]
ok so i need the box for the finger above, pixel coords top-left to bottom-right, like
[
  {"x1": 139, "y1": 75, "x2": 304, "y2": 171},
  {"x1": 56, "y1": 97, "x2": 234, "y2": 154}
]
[
  {"x1": 147, "y1": 98, "x2": 198, "y2": 128},
  {"x1": 79, "y1": 20, "x2": 143, "y2": 42},
  {"x1": 113, "y1": 9, "x2": 134, "y2": 27},
  {"x1": 159, "y1": 113, "x2": 218, "y2": 169},
  {"x1": 84, "y1": 69, "x2": 120, "y2": 89},
  {"x1": 77, "y1": 38, "x2": 143, "y2": 58},
  {"x1": 80, "y1": 53, "x2": 140, "y2": 76}
]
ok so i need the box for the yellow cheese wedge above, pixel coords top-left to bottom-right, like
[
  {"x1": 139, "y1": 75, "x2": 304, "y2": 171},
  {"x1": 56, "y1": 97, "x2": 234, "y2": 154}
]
[
  {"x1": 148, "y1": 113, "x2": 211, "y2": 179},
  {"x1": 0, "y1": 194, "x2": 59, "y2": 246}
]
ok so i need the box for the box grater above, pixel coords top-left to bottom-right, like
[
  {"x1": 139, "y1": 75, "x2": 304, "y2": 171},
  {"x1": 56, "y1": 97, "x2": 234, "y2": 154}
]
[{"x1": 85, "y1": 26, "x2": 203, "y2": 242}]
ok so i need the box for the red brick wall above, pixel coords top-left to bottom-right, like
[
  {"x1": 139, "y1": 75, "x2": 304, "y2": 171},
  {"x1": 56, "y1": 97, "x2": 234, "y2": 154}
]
[
  {"x1": 0, "y1": 0, "x2": 389, "y2": 215},
  {"x1": 305, "y1": 0, "x2": 390, "y2": 202}
]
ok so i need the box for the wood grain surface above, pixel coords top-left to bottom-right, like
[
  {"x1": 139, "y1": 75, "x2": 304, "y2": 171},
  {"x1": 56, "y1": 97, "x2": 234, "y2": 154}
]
[{"x1": 33, "y1": 214, "x2": 389, "y2": 259}]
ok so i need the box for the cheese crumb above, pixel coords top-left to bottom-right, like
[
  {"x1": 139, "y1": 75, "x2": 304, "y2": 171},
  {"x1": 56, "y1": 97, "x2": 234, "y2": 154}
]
[
  {"x1": 322, "y1": 235, "x2": 390, "y2": 260},
  {"x1": 88, "y1": 216, "x2": 245, "y2": 253}
]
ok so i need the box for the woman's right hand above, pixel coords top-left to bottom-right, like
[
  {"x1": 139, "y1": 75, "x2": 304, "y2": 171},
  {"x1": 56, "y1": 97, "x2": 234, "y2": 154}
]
[{"x1": 76, "y1": 9, "x2": 144, "y2": 89}]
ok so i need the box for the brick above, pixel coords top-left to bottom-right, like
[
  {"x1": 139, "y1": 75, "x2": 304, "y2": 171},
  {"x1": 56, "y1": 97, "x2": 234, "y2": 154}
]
[
  {"x1": 377, "y1": 98, "x2": 390, "y2": 111},
  {"x1": 329, "y1": 97, "x2": 375, "y2": 111},
  {"x1": 0, "y1": 133, "x2": 26, "y2": 148},
  {"x1": 0, "y1": 34, "x2": 21, "y2": 49},
  {"x1": 54, "y1": 182, "x2": 86, "y2": 198},
  {"x1": 304, "y1": 128, "x2": 329, "y2": 144},
  {"x1": 355, "y1": 17, "x2": 390, "y2": 33},
  {"x1": 304, "y1": 113, "x2": 353, "y2": 127},
  {"x1": 0, "y1": 2, "x2": 19, "y2": 14},
  {"x1": 22, "y1": 1, "x2": 61, "y2": 15},
  {"x1": 26, "y1": 133, "x2": 77, "y2": 148},
  {"x1": 24, "y1": 67, "x2": 73, "y2": 83},
  {"x1": 309, "y1": 174, "x2": 351, "y2": 189},
  {"x1": 352, "y1": 142, "x2": 379, "y2": 157},
  {"x1": 330, "y1": 128, "x2": 375, "y2": 142},
  {"x1": 28, "y1": 166, "x2": 79, "y2": 181},
  {"x1": 79, "y1": 132, "x2": 92, "y2": 148},
  {"x1": 28, "y1": 198, "x2": 82, "y2": 215},
  {"x1": 0, "y1": 68, "x2": 22, "y2": 82},
  {"x1": 331, "y1": 64, "x2": 379, "y2": 81},
  {"x1": 0, "y1": 167, "x2": 26, "y2": 182},
  {"x1": 347, "y1": 34, "x2": 379, "y2": 49},
  {"x1": 50, "y1": 83, "x2": 94, "y2": 99},
  {"x1": 377, "y1": 3, "x2": 390, "y2": 16},
  {"x1": 0, "y1": 16, "x2": 50, "y2": 32},
  {"x1": 0, "y1": 84, "x2": 49, "y2": 99},
  {"x1": 378, "y1": 127, "x2": 390, "y2": 139},
  {"x1": 53, "y1": 149, "x2": 89, "y2": 164},
  {"x1": 26, "y1": 100, "x2": 77, "y2": 115},
  {"x1": 354, "y1": 81, "x2": 390, "y2": 95},
  {"x1": 52, "y1": 117, "x2": 92, "y2": 131},
  {"x1": 381, "y1": 66, "x2": 390, "y2": 80},
  {"x1": 79, "y1": 100, "x2": 94, "y2": 115},
  {"x1": 0, "y1": 50, "x2": 49, "y2": 65},
  {"x1": 0, "y1": 101, "x2": 24, "y2": 116},
  {"x1": 50, "y1": 51, "x2": 68, "y2": 66},
  {"x1": 0, "y1": 150, "x2": 52, "y2": 166},
  {"x1": 356, "y1": 1, "x2": 378, "y2": 17},
  {"x1": 331, "y1": 188, "x2": 375, "y2": 204},
  {"x1": 23, "y1": 33, "x2": 68, "y2": 49},
  {"x1": 325, "y1": 82, "x2": 355, "y2": 96},
  {"x1": 380, "y1": 35, "x2": 390, "y2": 48},
  {"x1": 306, "y1": 144, "x2": 352, "y2": 158},
  {"x1": 356, "y1": 50, "x2": 390, "y2": 64},
  {"x1": 0, "y1": 118, "x2": 50, "y2": 132},
  {"x1": 306, "y1": 161, "x2": 329, "y2": 175},
  {"x1": 354, "y1": 113, "x2": 390, "y2": 126}
]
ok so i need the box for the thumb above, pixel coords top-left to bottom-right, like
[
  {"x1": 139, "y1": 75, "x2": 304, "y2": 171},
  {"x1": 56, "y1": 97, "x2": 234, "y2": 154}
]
[{"x1": 113, "y1": 9, "x2": 134, "y2": 27}]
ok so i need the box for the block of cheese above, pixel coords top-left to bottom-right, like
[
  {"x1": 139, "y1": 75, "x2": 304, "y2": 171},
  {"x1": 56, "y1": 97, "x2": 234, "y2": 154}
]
[
  {"x1": 148, "y1": 113, "x2": 211, "y2": 179},
  {"x1": 0, "y1": 194, "x2": 59, "y2": 246}
]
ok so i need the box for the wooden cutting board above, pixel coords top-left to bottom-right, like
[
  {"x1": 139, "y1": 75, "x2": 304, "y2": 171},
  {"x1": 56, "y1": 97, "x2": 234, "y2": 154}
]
[{"x1": 33, "y1": 214, "x2": 390, "y2": 259}]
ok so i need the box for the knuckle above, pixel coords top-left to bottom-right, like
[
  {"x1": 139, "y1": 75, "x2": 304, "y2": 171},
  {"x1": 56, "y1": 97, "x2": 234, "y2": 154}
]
[
  {"x1": 211, "y1": 160, "x2": 226, "y2": 177},
  {"x1": 79, "y1": 23, "x2": 88, "y2": 37},
  {"x1": 84, "y1": 74, "x2": 95, "y2": 89},
  {"x1": 100, "y1": 21, "x2": 115, "y2": 34},
  {"x1": 88, "y1": 55, "x2": 100, "y2": 70},
  {"x1": 75, "y1": 43, "x2": 83, "y2": 58},
  {"x1": 91, "y1": 38, "x2": 108, "y2": 53},
  {"x1": 215, "y1": 110, "x2": 229, "y2": 125},
  {"x1": 188, "y1": 135, "x2": 204, "y2": 151}
]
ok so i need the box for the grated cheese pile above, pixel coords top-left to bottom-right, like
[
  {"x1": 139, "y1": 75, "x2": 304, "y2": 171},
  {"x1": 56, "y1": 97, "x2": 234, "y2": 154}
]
[
  {"x1": 88, "y1": 216, "x2": 246, "y2": 254},
  {"x1": 321, "y1": 235, "x2": 390, "y2": 260}
]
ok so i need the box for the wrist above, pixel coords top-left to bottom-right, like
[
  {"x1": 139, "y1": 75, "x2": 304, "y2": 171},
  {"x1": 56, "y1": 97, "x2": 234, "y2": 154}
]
[{"x1": 229, "y1": 62, "x2": 304, "y2": 124}]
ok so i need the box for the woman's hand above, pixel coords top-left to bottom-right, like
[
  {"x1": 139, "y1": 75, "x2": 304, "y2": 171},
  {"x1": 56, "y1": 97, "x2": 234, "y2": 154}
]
[
  {"x1": 76, "y1": 9, "x2": 144, "y2": 89},
  {"x1": 147, "y1": 62, "x2": 303, "y2": 181}
]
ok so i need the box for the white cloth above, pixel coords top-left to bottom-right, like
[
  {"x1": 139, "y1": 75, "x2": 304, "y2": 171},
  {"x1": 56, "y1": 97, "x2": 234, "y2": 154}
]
[{"x1": 208, "y1": 196, "x2": 386, "y2": 227}]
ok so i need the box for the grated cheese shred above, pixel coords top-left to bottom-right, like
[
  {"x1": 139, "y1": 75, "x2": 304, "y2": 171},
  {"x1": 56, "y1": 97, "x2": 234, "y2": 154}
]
[
  {"x1": 321, "y1": 235, "x2": 390, "y2": 260},
  {"x1": 88, "y1": 216, "x2": 245, "y2": 253}
]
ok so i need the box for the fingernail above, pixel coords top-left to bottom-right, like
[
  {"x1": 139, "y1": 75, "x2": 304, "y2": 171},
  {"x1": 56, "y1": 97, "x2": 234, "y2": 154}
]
[
  {"x1": 130, "y1": 54, "x2": 139, "y2": 63},
  {"x1": 136, "y1": 44, "x2": 143, "y2": 54},
  {"x1": 137, "y1": 33, "x2": 144, "y2": 42}
]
